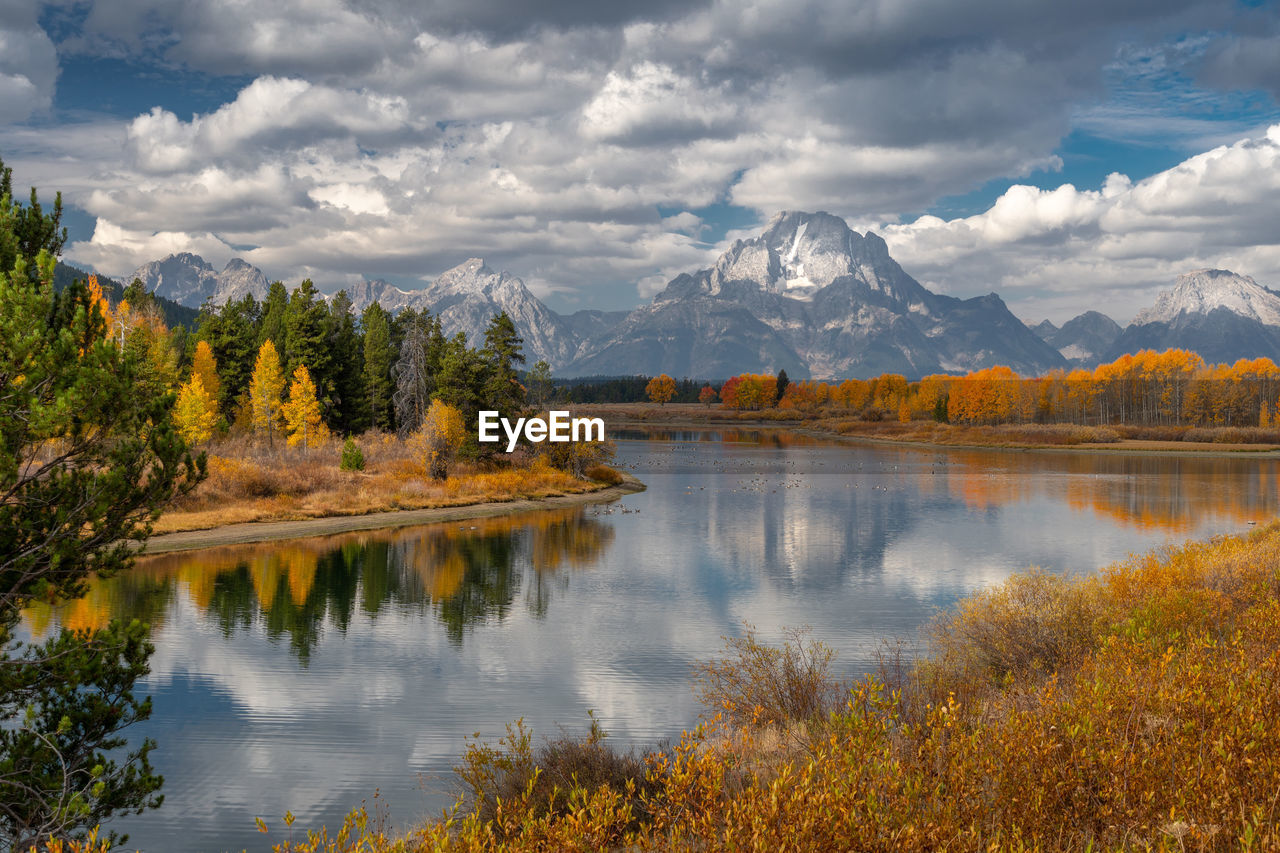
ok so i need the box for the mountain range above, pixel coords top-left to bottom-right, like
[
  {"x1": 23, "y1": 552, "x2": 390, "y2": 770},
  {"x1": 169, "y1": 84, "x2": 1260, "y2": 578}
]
[
  {"x1": 564, "y1": 211, "x2": 1065, "y2": 378},
  {"x1": 123, "y1": 214, "x2": 1280, "y2": 378}
]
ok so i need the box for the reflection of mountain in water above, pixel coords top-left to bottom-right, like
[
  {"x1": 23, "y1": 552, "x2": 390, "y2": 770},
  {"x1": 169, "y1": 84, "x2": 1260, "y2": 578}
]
[
  {"x1": 24, "y1": 509, "x2": 614, "y2": 657},
  {"x1": 621, "y1": 428, "x2": 1280, "y2": 595}
]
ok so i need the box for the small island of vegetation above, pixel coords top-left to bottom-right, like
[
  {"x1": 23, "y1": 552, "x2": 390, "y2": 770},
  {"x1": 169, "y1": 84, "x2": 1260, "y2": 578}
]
[{"x1": 71, "y1": 248, "x2": 624, "y2": 538}]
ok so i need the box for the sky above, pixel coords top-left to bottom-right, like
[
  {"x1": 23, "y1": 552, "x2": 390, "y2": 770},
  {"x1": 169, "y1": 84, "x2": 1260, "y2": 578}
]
[{"x1": 2, "y1": 0, "x2": 1279, "y2": 324}]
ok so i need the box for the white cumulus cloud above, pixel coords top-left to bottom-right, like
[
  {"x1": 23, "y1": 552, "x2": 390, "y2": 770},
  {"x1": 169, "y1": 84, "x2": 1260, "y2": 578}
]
[{"x1": 881, "y1": 124, "x2": 1280, "y2": 324}]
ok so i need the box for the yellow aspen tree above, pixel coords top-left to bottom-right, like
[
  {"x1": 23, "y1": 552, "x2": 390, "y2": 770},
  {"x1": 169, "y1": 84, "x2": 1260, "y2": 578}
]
[
  {"x1": 112, "y1": 299, "x2": 132, "y2": 348},
  {"x1": 282, "y1": 364, "x2": 327, "y2": 449},
  {"x1": 143, "y1": 318, "x2": 180, "y2": 393},
  {"x1": 191, "y1": 340, "x2": 221, "y2": 417},
  {"x1": 408, "y1": 399, "x2": 466, "y2": 479},
  {"x1": 250, "y1": 339, "x2": 286, "y2": 446},
  {"x1": 86, "y1": 274, "x2": 112, "y2": 332},
  {"x1": 174, "y1": 374, "x2": 218, "y2": 445}
]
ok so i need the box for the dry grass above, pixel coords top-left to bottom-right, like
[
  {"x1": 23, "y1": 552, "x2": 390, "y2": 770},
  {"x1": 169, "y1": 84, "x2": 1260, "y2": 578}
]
[
  {"x1": 583, "y1": 464, "x2": 624, "y2": 485},
  {"x1": 581, "y1": 403, "x2": 1280, "y2": 451},
  {"x1": 823, "y1": 419, "x2": 1124, "y2": 447},
  {"x1": 157, "y1": 432, "x2": 601, "y2": 534}
]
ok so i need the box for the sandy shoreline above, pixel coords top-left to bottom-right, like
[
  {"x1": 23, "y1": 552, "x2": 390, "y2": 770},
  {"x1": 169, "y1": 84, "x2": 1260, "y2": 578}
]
[{"x1": 137, "y1": 476, "x2": 646, "y2": 555}]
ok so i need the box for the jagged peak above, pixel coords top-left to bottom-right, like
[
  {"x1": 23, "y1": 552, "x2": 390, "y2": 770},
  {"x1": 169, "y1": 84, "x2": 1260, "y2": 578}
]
[
  {"x1": 1061, "y1": 310, "x2": 1121, "y2": 331},
  {"x1": 763, "y1": 209, "x2": 849, "y2": 231},
  {"x1": 446, "y1": 257, "x2": 491, "y2": 276},
  {"x1": 152, "y1": 251, "x2": 214, "y2": 269}
]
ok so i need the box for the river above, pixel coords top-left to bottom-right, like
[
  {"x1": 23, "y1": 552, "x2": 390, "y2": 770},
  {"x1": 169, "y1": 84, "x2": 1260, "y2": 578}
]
[{"x1": 23, "y1": 429, "x2": 1280, "y2": 851}]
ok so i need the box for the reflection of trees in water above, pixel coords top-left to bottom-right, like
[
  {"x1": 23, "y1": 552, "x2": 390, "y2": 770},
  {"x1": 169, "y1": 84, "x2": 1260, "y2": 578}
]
[
  {"x1": 701, "y1": 439, "x2": 1280, "y2": 594},
  {"x1": 939, "y1": 450, "x2": 1280, "y2": 532},
  {"x1": 21, "y1": 509, "x2": 615, "y2": 658},
  {"x1": 22, "y1": 572, "x2": 175, "y2": 639},
  {"x1": 616, "y1": 427, "x2": 828, "y2": 448}
]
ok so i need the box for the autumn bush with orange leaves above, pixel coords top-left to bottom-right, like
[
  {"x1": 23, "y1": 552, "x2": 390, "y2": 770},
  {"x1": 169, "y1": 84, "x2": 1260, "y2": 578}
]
[{"x1": 251, "y1": 522, "x2": 1280, "y2": 853}]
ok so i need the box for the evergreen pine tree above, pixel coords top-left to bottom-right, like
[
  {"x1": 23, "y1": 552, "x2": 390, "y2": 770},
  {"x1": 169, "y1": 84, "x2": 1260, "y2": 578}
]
[
  {"x1": 284, "y1": 279, "x2": 335, "y2": 418},
  {"x1": 0, "y1": 155, "x2": 66, "y2": 273},
  {"x1": 327, "y1": 290, "x2": 367, "y2": 433},
  {"x1": 1, "y1": 160, "x2": 201, "y2": 847},
  {"x1": 481, "y1": 311, "x2": 525, "y2": 416},
  {"x1": 526, "y1": 360, "x2": 553, "y2": 408},
  {"x1": 196, "y1": 293, "x2": 260, "y2": 413},
  {"x1": 258, "y1": 280, "x2": 289, "y2": 351},
  {"x1": 362, "y1": 302, "x2": 395, "y2": 431},
  {"x1": 434, "y1": 331, "x2": 483, "y2": 418}
]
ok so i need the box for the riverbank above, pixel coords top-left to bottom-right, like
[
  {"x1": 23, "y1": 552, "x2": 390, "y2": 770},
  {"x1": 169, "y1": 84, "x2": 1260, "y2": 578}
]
[
  {"x1": 581, "y1": 402, "x2": 1280, "y2": 457},
  {"x1": 149, "y1": 430, "x2": 628, "y2": 538},
  {"x1": 269, "y1": 519, "x2": 1280, "y2": 852},
  {"x1": 140, "y1": 473, "x2": 644, "y2": 555}
]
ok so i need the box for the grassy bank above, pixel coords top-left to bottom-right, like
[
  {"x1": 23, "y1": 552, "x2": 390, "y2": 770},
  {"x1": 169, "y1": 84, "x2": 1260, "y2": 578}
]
[
  {"x1": 583, "y1": 402, "x2": 1280, "y2": 452},
  {"x1": 233, "y1": 521, "x2": 1280, "y2": 852},
  {"x1": 154, "y1": 433, "x2": 621, "y2": 535}
]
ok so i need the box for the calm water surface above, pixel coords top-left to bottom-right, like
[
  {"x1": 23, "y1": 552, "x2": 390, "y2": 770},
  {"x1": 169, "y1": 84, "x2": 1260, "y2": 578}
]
[{"x1": 25, "y1": 430, "x2": 1280, "y2": 852}]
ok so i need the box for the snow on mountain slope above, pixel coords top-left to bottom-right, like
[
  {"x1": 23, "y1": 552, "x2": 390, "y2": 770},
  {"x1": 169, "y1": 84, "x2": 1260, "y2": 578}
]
[{"x1": 1134, "y1": 269, "x2": 1280, "y2": 326}]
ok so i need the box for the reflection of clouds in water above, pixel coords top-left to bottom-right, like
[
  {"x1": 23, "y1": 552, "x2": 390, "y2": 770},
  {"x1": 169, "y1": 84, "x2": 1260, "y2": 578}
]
[{"x1": 56, "y1": 434, "x2": 1278, "y2": 852}]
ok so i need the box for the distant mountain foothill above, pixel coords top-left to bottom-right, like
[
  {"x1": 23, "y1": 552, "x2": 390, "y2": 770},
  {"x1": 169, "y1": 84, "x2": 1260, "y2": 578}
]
[{"x1": 113, "y1": 213, "x2": 1280, "y2": 378}]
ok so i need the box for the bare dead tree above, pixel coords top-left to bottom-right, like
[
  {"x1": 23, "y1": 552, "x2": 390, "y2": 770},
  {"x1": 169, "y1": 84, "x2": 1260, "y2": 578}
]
[{"x1": 392, "y1": 324, "x2": 432, "y2": 435}]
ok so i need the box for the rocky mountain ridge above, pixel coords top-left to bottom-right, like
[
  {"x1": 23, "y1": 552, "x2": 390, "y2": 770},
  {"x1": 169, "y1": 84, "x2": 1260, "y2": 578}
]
[
  {"x1": 129, "y1": 253, "x2": 271, "y2": 308},
  {"x1": 122, "y1": 236, "x2": 1280, "y2": 379},
  {"x1": 565, "y1": 211, "x2": 1068, "y2": 379},
  {"x1": 1134, "y1": 269, "x2": 1280, "y2": 326}
]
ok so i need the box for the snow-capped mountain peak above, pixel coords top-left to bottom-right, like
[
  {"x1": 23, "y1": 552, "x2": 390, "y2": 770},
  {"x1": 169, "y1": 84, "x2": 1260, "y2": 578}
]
[
  {"x1": 700, "y1": 210, "x2": 909, "y2": 304},
  {"x1": 428, "y1": 258, "x2": 501, "y2": 295},
  {"x1": 1134, "y1": 269, "x2": 1280, "y2": 326}
]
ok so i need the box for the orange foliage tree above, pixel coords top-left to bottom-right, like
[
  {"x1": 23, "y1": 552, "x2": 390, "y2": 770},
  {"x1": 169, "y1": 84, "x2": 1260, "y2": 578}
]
[
  {"x1": 645, "y1": 374, "x2": 677, "y2": 406},
  {"x1": 721, "y1": 374, "x2": 777, "y2": 410}
]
